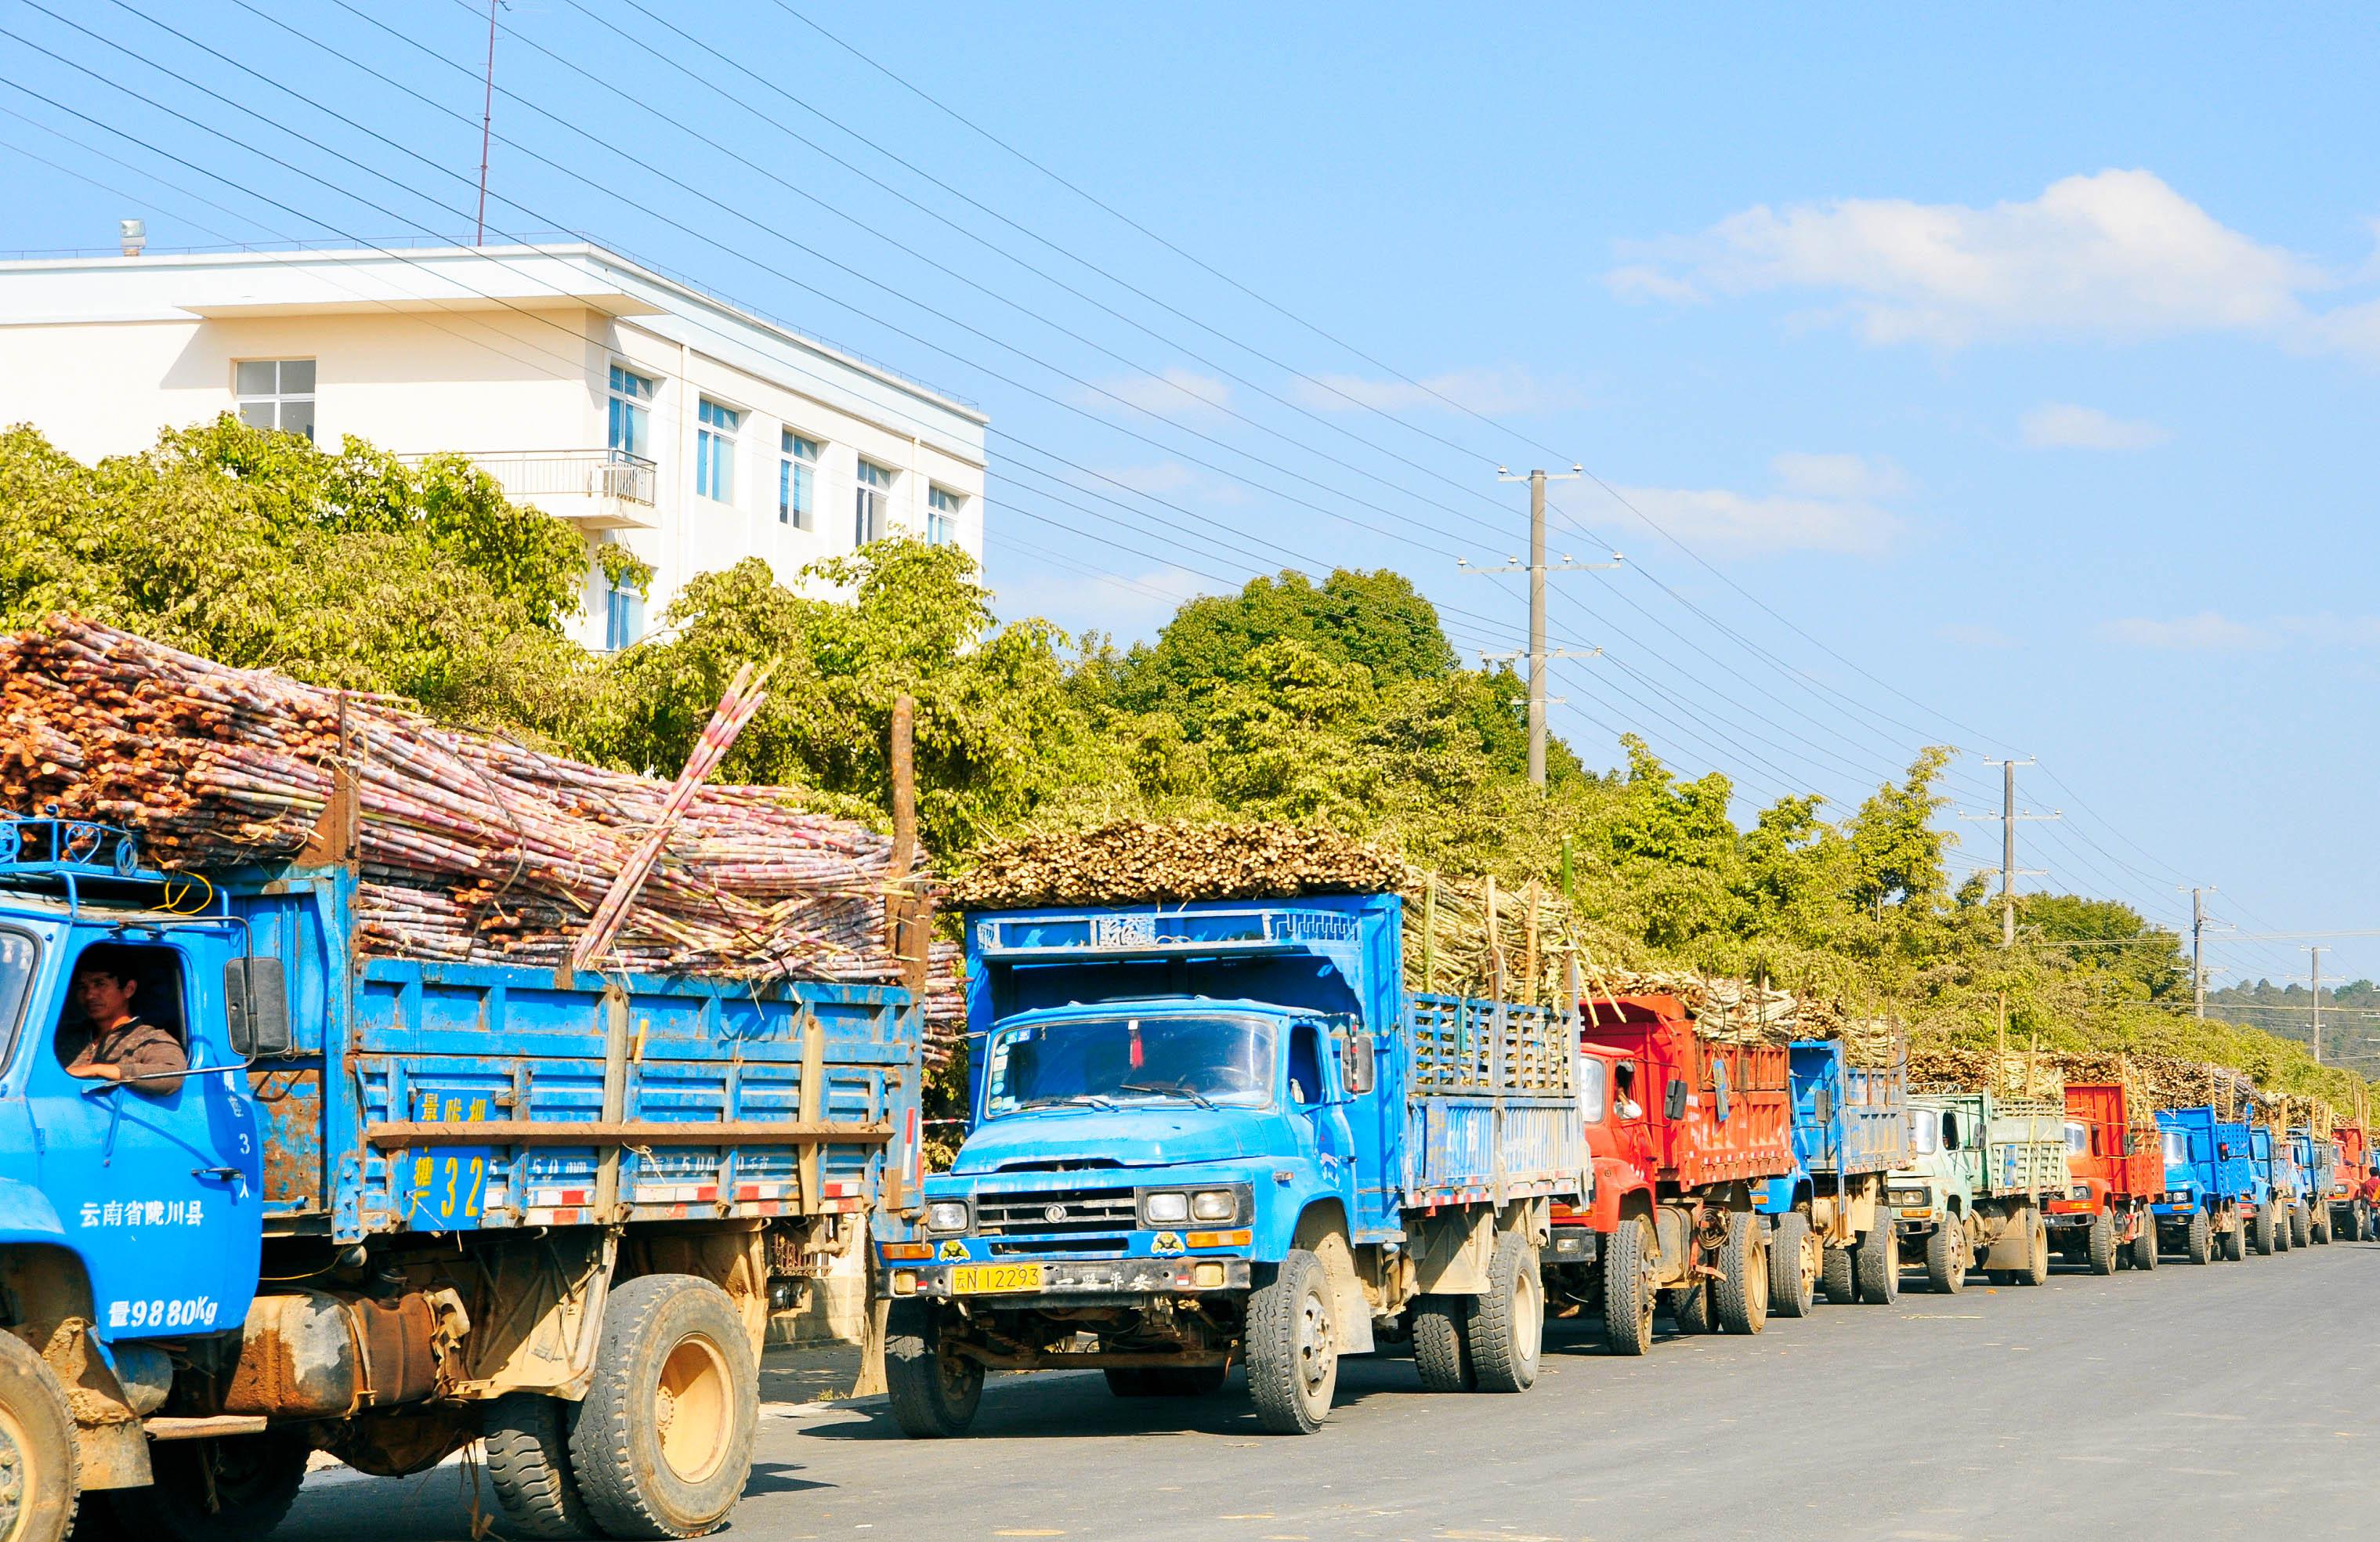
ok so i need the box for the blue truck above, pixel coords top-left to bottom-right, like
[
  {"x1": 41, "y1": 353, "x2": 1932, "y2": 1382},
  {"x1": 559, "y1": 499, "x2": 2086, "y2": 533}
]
[
  {"x1": 2247, "y1": 1126, "x2": 2293, "y2": 1255},
  {"x1": 0, "y1": 816, "x2": 920, "y2": 1542},
  {"x1": 2288, "y1": 1128, "x2": 2336, "y2": 1246},
  {"x1": 2153, "y1": 1106, "x2": 2255, "y2": 1263},
  {"x1": 1756, "y1": 1041, "x2": 1911, "y2": 1313},
  {"x1": 876, "y1": 893, "x2": 1585, "y2": 1436}
]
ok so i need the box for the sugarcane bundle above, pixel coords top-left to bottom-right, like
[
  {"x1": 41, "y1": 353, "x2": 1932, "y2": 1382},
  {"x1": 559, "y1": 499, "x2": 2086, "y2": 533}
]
[
  {"x1": 1907, "y1": 1041, "x2": 2067, "y2": 1102},
  {"x1": 949, "y1": 819, "x2": 1410, "y2": 910},
  {"x1": 0, "y1": 615, "x2": 929, "y2": 994}
]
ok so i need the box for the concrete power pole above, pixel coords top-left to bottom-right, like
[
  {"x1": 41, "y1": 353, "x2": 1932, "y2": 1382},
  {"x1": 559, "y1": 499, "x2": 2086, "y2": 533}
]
[
  {"x1": 2188, "y1": 886, "x2": 2214, "y2": 1019},
  {"x1": 2310, "y1": 944, "x2": 2327, "y2": 1065},
  {"x1": 1961, "y1": 758, "x2": 2056, "y2": 947},
  {"x1": 1467, "y1": 468, "x2": 1616, "y2": 789}
]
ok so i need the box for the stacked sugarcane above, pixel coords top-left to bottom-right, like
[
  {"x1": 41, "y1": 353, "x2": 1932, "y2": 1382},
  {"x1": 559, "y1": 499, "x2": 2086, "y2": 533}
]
[
  {"x1": 0, "y1": 616, "x2": 924, "y2": 989},
  {"x1": 947, "y1": 819, "x2": 1411, "y2": 909}
]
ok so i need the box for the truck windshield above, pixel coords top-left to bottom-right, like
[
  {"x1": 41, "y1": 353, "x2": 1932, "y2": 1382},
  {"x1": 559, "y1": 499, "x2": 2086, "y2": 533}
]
[
  {"x1": 985, "y1": 1013, "x2": 1278, "y2": 1117},
  {"x1": 1908, "y1": 1108, "x2": 1940, "y2": 1156},
  {"x1": 0, "y1": 929, "x2": 34, "y2": 1068}
]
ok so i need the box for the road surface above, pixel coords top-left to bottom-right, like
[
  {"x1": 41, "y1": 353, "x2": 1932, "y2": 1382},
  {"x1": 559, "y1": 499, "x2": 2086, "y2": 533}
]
[{"x1": 270, "y1": 1237, "x2": 2380, "y2": 1541}]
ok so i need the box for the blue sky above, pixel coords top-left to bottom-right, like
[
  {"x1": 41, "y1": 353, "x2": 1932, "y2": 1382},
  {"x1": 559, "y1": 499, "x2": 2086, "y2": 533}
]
[{"x1": 4, "y1": 3, "x2": 2376, "y2": 1005}]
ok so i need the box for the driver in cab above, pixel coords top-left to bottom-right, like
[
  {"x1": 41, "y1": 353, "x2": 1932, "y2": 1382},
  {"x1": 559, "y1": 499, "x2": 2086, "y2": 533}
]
[{"x1": 61, "y1": 955, "x2": 185, "y2": 1095}]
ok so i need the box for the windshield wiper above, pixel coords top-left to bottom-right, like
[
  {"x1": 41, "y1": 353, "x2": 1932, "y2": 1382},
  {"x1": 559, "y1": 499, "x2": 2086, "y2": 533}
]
[
  {"x1": 1117, "y1": 1079, "x2": 1217, "y2": 1109},
  {"x1": 1020, "y1": 1094, "x2": 1117, "y2": 1111}
]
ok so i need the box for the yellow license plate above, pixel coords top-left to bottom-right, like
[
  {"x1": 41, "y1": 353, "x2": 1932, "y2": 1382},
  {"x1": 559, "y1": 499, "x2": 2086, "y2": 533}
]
[{"x1": 950, "y1": 1263, "x2": 1044, "y2": 1294}]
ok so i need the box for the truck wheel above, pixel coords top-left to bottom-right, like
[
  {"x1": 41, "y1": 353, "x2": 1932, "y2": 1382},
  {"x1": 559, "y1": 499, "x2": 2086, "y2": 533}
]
[
  {"x1": 2085, "y1": 1211, "x2": 2117, "y2": 1276},
  {"x1": 1709, "y1": 1212, "x2": 1769, "y2": 1334},
  {"x1": 569, "y1": 1273, "x2": 760, "y2": 1539},
  {"x1": 0, "y1": 1330, "x2": 78, "y2": 1542},
  {"x1": 108, "y1": 1431, "x2": 310, "y2": 1542},
  {"x1": 2013, "y1": 1211, "x2": 2049, "y2": 1287},
  {"x1": 2288, "y1": 1205, "x2": 2310, "y2": 1250},
  {"x1": 2130, "y1": 1218, "x2": 2159, "y2": 1272},
  {"x1": 1767, "y1": 1211, "x2": 1816, "y2": 1318},
  {"x1": 1924, "y1": 1221, "x2": 1966, "y2": 1294},
  {"x1": 1601, "y1": 1215, "x2": 1655, "y2": 1357},
  {"x1": 2252, "y1": 1204, "x2": 2277, "y2": 1256},
  {"x1": 2310, "y1": 1209, "x2": 2330, "y2": 1246},
  {"x1": 1411, "y1": 1296, "x2": 1474, "y2": 1393},
  {"x1": 2223, "y1": 1219, "x2": 2246, "y2": 1261},
  {"x1": 1819, "y1": 1243, "x2": 1855, "y2": 1305},
  {"x1": 1246, "y1": 1249, "x2": 1338, "y2": 1435},
  {"x1": 1665, "y1": 1283, "x2": 1713, "y2": 1335},
  {"x1": 485, "y1": 1393, "x2": 600, "y2": 1539},
  {"x1": 1854, "y1": 1219, "x2": 1900, "y2": 1305},
  {"x1": 1468, "y1": 1232, "x2": 1543, "y2": 1392},
  {"x1": 2185, "y1": 1210, "x2": 2212, "y2": 1265},
  {"x1": 2356, "y1": 1200, "x2": 2373, "y2": 1242},
  {"x1": 885, "y1": 1298, "x2": 983, "y2": 1439}
]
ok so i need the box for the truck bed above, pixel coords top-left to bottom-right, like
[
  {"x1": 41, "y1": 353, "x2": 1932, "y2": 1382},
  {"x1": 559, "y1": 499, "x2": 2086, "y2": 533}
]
[
  {"x1": 1789, "y1": 1042, "x2": 1909, "y2": 1177},
  {"x1": 236, "y1": 869, "x2": 921, "y2": 1242},
  {"x1": 1984, "y1": 1101, "x2": 2069, "y2": 1194},
  {"x1": 1402, "y1": 994, "x2": 1583, "y2": 1207}
]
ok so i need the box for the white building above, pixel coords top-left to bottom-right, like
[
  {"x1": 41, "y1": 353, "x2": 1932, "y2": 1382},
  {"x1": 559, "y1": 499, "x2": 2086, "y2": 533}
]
[{"x1": 0, "y1": 240, "x2": 989, "y2": 650}]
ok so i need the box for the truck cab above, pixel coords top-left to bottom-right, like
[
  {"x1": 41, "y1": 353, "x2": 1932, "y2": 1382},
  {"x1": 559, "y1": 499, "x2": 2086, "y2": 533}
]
[
  {"x1": 2288, "y1": 1128, "x2": 2336, "y2": 1245},
  {"x1": 2042, "y1": 1083, "x2": 2163, "y2": 1275},
  {"x1": 1751, "y1": 1040, "x2": 1910, "y2": 1316},
  {"x1": 1890, "y1": 1093, "x2": 2062, "y2": 1292},
  {"x1": 2154, "y1": 1107, "x2": 2255, "y2": 1262}
]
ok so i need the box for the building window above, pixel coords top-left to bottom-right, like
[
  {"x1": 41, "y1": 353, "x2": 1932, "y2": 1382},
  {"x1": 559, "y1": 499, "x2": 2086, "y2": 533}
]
[
  {"x1": 927, "y1": 484, "x2": 963, "y2": 546},
  {"x1": 779, "y1": 432, "x2": 819, "y2": 529},
  {"x1": 696, "y1": 399, "x2": 740, "y2": 503},
  {"x1": 603, "y1": 576, "x2": 645, "y2": 651},
  {"x1": 608, "y1": 364, "x2": 654, "y2": 460},
  {"x1": 234, "y1": 359, "x2": 315, "y2": 441},
  {"x1": 854, "y1": 458, "x2": 895, "y2": 544}
]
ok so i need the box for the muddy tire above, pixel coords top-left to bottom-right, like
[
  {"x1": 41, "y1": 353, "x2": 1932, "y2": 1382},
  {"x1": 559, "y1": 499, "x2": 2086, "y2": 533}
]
[
  {"x1": 2085, "y1": 1211, "x2": 2117, "y2": 1276},
  {"x1": 2184, "y1": 1210, "x2": 2212, "y2": 1265},
  {"x1": 0, "y1": 1331, "x2": 78, "y2": 1542},
  {"x1": 2131, "y1": 1218, "x2": 2160, "y2": 1271},
  {"x1": 1601, "y1": 1214, "x2": 1655, "y2": 1356},
  {"x1": 1924, "y1": 1221, "x2": 1966, "y2": 1294},
  {"x1": 569, "y1": 1273, "x2": 758, "y2": 1539},
  {"x1": 108, "y1": 1431, "x2": 310, "y2": 1542},
  {"x1": 1709, "y1": 1211, "x2": 1769, "y2": 1335},
  {"x1": 1246, "y1": 1248, "x2": 1337, "y2": 1435},
  {"x1": 1468, "y1": 1232, "x2": 1543, "y2": 1392},
  {"x1": 1411, "y1": 1295, "x2": 1474, "y2": 1393},
  {"x1": 2010, "y1": 1211, "x2": 2049, "y2": 1287},
  {"x1": 1767, "y1": 1210, "x2": 1816, "y2": 1318},
  {"x1": 2310, "y1": 1209, "x2": 2331, "y2": 1246},
  {"x1": 2252, "y1": 1203, "x2": 2277, "y2": 1256},
  {"x1": 1854, "y1": 1219, "x2": 1900, "y2": 1304},
  {"x1": 1819, "y1": 1243, "x2": 1855, "y2": 1306},
  {"x1": 2356, "y1": 1200, "x2": 2373, "y2": 1242},
  {"x1": 2289, "y1": 1205, "x2": 2310, "y2": 1250},
  {"x1": 1666, "y1": 1282, "x2": 1713, "y2": 1334},
  {"x1": 2223, "y1": 1218, "x2": 2247, "y2": 1261},
  {"x1": 484, "y1": 1393, "x2": 601, "y2": 1539},
  {"x1": 886, "y1": 1298, "x2": 983, "y2": 1439}
]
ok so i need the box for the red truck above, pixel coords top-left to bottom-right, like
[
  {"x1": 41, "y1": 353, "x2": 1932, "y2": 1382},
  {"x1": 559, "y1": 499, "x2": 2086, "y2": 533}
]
[
  {"x1": 2330, "y1": 1124, "x2": 2378, "y2": 1241},
  {"x1": 2045, "y1": 1082, "x2": 2165, "y2": 1273},
  {"x1": 1546, "y1": 994, "x2": 1794, "y2": 1355}
]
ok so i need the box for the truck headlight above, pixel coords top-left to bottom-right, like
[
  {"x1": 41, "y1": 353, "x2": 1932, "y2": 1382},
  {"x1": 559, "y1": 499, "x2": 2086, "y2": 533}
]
[
  {"x1": 2068, "y1": 1185, "x2": 2090, "y2": 1202},
  {"x1": 924, "y1": 1200, "x2": 970, "y2": 1233},
  {"x1": 1143, "y1": 1192, "x2": 1190, "y2": 1225},
  {"x1": 1191, "y1": 1189, "x2": 1239, "y2": 1222}
]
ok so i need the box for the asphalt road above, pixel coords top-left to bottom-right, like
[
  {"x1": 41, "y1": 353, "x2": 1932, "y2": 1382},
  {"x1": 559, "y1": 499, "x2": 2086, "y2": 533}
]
[{"x1": 272, "y1": 1237, "x2": 2380, "y2": 1542}]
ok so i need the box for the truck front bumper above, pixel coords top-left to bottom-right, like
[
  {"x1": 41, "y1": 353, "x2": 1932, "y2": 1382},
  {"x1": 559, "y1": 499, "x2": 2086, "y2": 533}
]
[{"x1": 879, "y1": 1256, "x2": 1253, "y2": 1304}]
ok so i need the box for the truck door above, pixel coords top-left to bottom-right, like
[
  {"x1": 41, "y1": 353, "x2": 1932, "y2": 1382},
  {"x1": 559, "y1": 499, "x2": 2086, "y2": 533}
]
[
  {"x1": 24, "y1": 936, "x2": 265, "y2": 1340},
  {"x1": 1288, "y1": 1019, "x2": 1357, "y2": 1205}
]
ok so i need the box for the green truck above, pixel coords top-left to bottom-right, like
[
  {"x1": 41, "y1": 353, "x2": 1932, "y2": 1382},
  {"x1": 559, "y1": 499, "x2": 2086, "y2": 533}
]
[{"x1": 1886, "y1": 1095, "x2": 2070, "y2": 1293}]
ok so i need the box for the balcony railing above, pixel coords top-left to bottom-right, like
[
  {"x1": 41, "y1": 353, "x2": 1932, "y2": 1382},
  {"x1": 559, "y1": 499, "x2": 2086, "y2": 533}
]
[{"x1": 396, "y1": 449, "x2": 656, "y2": 527}]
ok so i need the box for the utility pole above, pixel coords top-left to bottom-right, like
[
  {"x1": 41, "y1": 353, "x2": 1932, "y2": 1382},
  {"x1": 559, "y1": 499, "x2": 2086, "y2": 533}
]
[
  {"x1": 2309, "y1": 944, "x2": 2326, "y2": 1064},
  {"x1": 1463, "y1": 467, "x2": 1618, "y2": 789},
  {"x1": 2186, "y1": 886, "x2": 2215, "y2": 1019},
  {"x1": 1959, "y1": 758, "x2": 2056, "y2": 947}
]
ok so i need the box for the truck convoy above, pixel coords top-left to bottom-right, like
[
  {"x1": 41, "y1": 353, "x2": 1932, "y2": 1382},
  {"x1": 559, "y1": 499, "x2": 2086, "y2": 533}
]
[
  {"x1": 878, "y1": 894, "x2": 1583, "y2": 1436},
  {"x1": 1546, "y1": 994, "x2": 1792, "y2": 1350},
  {"x1": 1888, "y1": 1093, "x2": 2068, "y2": 1292},
  {"x1": 2154, "y1": 1106, "x2": 2256, "y2": 1263},
  {"x1": 2045, "y1": 1082, "x2": 2164, "y2": 1275},
  {"x1": 1754, "y1": 1040, "x2": 1910, "y2": 1315},
  {"x1": 0, "y1": 816, "x2": 920, "y2": 1542}
]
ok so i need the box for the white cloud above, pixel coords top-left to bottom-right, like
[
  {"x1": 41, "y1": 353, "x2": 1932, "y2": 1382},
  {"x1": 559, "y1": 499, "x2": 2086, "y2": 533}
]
[
  {"x1": 2020, "y1": 403, "x2": 2172, "y2": 451},
  {"x1": 2099, "y1": 611, "x2": 2273, "y2": 650},
  {"x1": 1290, "y1": 364, "x2": 1591, "y2": 416},
  {"x1": 1611, "y1": 170, "x2": 2380, "y2": 354},
  {"x1": 1937, "y1": 622, "x2": 2017, "y2": 649},
  {"x1": 1090, "y1": 367, "x2": 1234, "y2": 418},
  {"x1": 1771, "y1": 451, "x2": 1908, "y2": 498},
  {"x1": 1609, "y1": 485, "x2": 1900, "y2": 558}
]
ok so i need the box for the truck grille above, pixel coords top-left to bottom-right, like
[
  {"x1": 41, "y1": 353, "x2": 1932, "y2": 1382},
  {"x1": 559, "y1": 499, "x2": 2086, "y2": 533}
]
[{"x1": 975, "y1": 1186, "x2": 1137, "y2": 1237}]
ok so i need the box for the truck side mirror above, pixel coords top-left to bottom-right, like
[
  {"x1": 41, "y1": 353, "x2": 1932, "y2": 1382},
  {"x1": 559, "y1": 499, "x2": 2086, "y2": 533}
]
[
  {"x1": 1343, "y1": 1033, "x2": 1376, "y2": 1098},
  {"x1": 224, "y1": 957, "x2": 291, "y2": 1059},
  {"x1": 1941, "y1": 1112, "x2": 1962, "y2": 1149},
  {"x1": 1664, "y1": 1077, "x2": 1688, "y2": 1120}
]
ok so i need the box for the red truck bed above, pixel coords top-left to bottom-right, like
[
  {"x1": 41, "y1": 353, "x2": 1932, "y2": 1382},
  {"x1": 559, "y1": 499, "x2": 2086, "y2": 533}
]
[
  {"x1": 1579, "y1": 994, "x2": 1792, "y2": 1190},
  {"x1": 2065, "y1": 1082, "x2": 2163, "y2": 1197}
]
